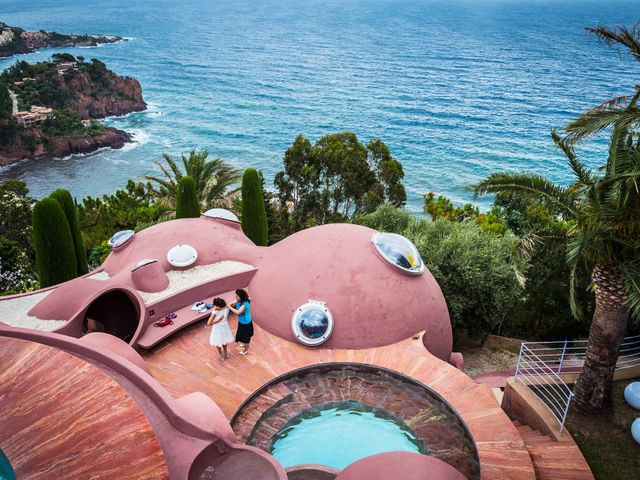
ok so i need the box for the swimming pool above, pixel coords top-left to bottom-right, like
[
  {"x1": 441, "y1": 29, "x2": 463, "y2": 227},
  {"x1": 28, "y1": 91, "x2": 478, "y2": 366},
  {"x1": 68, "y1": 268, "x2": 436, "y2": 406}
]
[
  {"x1": 270, "y1": 400, "x2": 428, "y2": 469},
  {"x1": 0, "y1": 449, "x2": 15, "y2": 480},
  {"x1": 232, "y1": 363, "x2": 480, "y2": 479}
]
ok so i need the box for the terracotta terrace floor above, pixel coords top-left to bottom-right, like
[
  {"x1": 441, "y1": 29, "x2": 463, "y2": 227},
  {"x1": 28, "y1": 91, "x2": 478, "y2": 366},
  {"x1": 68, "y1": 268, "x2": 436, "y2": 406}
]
[{"x1": 143, "y1": 319, "x2": 540, "y2": 480}]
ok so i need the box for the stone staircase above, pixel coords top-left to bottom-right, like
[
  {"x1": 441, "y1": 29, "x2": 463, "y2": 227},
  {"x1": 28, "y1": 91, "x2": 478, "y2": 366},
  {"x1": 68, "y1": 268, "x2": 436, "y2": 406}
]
[{"x1": 512, "y1": 421, "x2": 594, "y2": 480}]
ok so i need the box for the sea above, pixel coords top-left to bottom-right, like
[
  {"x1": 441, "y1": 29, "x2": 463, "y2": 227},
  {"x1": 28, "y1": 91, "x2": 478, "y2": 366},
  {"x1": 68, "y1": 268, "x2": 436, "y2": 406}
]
[{"x1": 1, "y1": 0, "x2": 640, "y2": 211}]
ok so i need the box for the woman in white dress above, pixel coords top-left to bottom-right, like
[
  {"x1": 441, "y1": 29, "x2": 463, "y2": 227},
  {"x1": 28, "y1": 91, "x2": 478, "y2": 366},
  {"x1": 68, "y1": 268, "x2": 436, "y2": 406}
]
[{"x1": 206, "y1": 297, "x2": 234, "y2": 361}]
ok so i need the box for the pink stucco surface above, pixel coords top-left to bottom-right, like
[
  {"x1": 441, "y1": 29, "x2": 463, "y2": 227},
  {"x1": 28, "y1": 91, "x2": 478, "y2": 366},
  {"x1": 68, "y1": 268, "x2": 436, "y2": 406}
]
[
  {"x1": 335, "y1": 452, "x2": 467, "y2": 480},
  {"x1": 250, "y1": 223, "x2": 452, "y2": 359},
  {"x1": 5, "y1": 216, "x2": 452, "y2": 359}
]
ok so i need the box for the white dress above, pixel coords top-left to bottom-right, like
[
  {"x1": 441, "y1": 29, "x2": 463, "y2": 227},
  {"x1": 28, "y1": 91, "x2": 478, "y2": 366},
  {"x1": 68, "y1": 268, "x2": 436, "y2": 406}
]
[{"x1": 209, "y1": 309, "x2": 234, "y2": 347}]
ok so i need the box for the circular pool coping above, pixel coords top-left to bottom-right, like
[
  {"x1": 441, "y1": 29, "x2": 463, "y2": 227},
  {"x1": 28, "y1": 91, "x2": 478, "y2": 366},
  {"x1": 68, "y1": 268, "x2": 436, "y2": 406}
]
[{"x1": 231, "y1": 362, "x2": 480, "y2": 479}]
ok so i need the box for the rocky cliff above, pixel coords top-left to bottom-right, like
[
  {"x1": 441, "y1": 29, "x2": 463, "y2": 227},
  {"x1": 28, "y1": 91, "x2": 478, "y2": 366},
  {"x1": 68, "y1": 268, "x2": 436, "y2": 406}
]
[
  {"x1": 57, "y1": 68, "x2": 146, "y2": 119},
  {"x1": 0, "y1": 22, "x2": 122, "y2": 58},
  {"x1": 0, "y1": 57, "x2": 145, "y2": 165},
  {"x1": 0, "y1": 126, "x2": 131, "y2": 166}
]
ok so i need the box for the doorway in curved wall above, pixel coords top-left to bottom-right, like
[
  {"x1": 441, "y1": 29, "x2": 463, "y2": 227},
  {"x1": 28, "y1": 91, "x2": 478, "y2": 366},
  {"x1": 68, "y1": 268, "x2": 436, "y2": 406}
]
[{"x1": 84, "y1": 290, "x2": 140, "y2": 343}]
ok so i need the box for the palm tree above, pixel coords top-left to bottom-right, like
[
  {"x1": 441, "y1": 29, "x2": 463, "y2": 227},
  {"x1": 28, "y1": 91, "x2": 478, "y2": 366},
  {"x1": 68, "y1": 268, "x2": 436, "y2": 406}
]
[
  {"x1": 473, "y1": 126, "x2": 640, "y2": 413},
  {"x1": 564, "y1": 24, "x2": 640, "y2": 142},
  {"x1": 144, "y1": 150, "x2": 241, "y2": 211}
]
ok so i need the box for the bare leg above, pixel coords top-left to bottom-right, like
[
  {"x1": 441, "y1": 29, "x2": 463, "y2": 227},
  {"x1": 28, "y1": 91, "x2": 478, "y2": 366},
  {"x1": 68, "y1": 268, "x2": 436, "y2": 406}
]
[
  {"x1": 216, "y1": 346, "x2": 225, "y2": 361},
  {"x1": 223, "y1": 344, "x2": 229, "y2": 358}
]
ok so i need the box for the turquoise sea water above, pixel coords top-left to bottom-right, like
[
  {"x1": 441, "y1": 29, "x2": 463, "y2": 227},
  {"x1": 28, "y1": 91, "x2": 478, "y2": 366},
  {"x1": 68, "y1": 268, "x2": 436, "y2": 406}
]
[
  {"x1": 270, "y1": 403, "x2": 425, "y2": 469},
  {"x1": 1, "y1": 0, "x2": 640, "y2": 210}
]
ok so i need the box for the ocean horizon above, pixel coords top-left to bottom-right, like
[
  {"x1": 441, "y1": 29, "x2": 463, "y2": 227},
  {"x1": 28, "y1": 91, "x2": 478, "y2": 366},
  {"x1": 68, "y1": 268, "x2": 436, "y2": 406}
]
[{"x1": 1, "y1": 0, "x2": 640, "y2": 211}]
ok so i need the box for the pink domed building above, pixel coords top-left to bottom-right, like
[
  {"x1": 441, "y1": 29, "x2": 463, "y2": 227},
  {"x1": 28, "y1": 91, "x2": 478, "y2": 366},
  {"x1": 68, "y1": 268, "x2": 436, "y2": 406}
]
[{"x1": 0, "y1": 213, "x2": 593, "y2": 480}]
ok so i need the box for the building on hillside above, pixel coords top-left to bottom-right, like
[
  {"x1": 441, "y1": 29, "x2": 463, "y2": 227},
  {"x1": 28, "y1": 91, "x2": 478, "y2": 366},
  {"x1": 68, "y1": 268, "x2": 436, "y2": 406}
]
[
  {"x1": 15, "y1": 105, "x2": 53, "y2": 126},
  {"x1": 0, "y1": 27, "x2": 14, "y2": 47},
  {"x1": 57, "y1": 62, "x2": 77, "y2": 75}
]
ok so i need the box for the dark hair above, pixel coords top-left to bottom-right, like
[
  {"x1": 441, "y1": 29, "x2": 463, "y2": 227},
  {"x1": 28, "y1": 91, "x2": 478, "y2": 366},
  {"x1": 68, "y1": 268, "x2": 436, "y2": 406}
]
[
  {"x1": 235, "y1": 288, "x2": 250, "y2": 304},
  {"x1": 213, "y1": 297, "x2": 226, "y2": 308}
]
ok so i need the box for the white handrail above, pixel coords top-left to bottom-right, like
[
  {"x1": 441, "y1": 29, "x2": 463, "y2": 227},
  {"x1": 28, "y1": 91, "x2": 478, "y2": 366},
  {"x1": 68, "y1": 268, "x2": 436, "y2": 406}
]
[{"x1": 514, "y1": 333, "x2": 639, "y2": 432}]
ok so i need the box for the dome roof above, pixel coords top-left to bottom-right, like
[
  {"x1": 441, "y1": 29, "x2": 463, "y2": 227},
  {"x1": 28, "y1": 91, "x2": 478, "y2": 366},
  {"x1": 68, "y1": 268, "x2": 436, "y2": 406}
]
[{"x1": 250, "y1": 224, "x2": 452, "y2": 359}]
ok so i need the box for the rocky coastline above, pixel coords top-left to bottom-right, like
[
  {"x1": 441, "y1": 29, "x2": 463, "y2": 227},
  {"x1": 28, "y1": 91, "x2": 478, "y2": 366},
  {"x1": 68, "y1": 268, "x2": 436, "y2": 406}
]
[
  {"x1": 0, "y1": 22, "x2": 123, "y2": 58},
  {"x1": 0, "y1": 126, "x2": 131, "y2": 166},
  {"x1": 0, "y1": 56, "x2": 145, "y2": 165}
]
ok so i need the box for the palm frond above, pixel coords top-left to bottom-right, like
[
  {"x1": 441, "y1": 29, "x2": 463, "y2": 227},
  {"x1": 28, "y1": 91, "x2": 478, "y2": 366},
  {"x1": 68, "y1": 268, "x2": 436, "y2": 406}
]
[
  {"x1": 564, "y1": 107, "x2": 640, "y2": 143},
  {"x1": 587, "y1": 24, "x2": 640, "y2": 63},
  {"x1": 551, "y1": 130, "x2": 594, "y2": 185},
  {"x1": 472, "y1": 172, "x2": 577, "y2": 217}
]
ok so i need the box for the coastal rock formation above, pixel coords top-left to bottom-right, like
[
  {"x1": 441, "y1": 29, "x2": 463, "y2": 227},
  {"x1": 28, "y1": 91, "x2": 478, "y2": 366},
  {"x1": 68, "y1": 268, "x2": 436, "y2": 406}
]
[
  {"x1": 0, "y1": 22, "x2": 122, "y2": 57},
  {"x1": 0, "y1": 56, "x2": 145, "y2": 165},
  {"x1": 0, "y1": 126, "x2": 131, "y2": 165},
  {"x1": 64, "y1": 69, "x2": 146, "y2": 119}
]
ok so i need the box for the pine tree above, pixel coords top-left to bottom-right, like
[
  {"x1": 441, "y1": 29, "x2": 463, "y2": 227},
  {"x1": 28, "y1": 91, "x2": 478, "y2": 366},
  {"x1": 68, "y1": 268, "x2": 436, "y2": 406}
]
[
  {"x1": 241, "y1": 168, "x2": 268, "y2": 246},
  {"x1": 50, "y1": 189, "x2": 88, "y2": 275},
  {"x1": 32, "y1": 197, "x2": 77, "y2": 287},
  {"x1": 175, "y1": 176, "x2": 201, "y2": 218}
]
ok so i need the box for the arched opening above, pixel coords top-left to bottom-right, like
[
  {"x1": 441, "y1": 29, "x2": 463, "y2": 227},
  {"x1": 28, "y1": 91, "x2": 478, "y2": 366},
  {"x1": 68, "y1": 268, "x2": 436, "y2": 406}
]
[{"x1": 84, "y1": 290, "x2": 140, "y2": 343}]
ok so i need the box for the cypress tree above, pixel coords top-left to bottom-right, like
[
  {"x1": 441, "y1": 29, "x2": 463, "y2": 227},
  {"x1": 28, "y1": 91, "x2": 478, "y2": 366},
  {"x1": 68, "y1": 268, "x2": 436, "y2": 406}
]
[
  {"x1": 32, "y1": 197, "x2": 77, "y2": 288},
  {"x1": 241, "y1": 168, "x2": 268, "y2": 246},
  {"x1": 175, "y1": 176, "x2": 200, "y2": 218},
  {"x1": 50, "y1": 189, "x2": 88, "y2": 275}
]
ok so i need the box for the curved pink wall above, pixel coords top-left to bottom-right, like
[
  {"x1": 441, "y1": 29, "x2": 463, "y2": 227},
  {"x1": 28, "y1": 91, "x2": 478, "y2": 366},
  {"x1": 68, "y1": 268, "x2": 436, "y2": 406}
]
[
  {"x1": 336, "y1": 452, "x2": 466, "y2": 480},
  {"x1": 132, "y1": 261, "x2": 170, "y2": 292},
  {"x1": 6, "y1": 217, "x2": 452, "y2": 359},
  {"x1": 250, "y1": 224, "x2": 452, "y2": 359}
]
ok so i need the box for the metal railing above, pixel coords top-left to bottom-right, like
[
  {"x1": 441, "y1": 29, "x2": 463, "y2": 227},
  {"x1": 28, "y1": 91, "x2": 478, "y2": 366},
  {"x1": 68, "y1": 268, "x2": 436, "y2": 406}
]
[{"x1": 514, "y1": 334, "x2": 640, "y2": 431}]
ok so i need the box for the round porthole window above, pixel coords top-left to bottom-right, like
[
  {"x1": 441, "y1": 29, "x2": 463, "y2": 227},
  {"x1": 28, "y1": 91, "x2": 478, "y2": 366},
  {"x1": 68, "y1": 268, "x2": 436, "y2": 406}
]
[
  {"x1": 203, "y1": 208, "x2": 240, "y2": 223},
  {"x1": 107, "y1": 230, "x2": 135, "y2": 249},
  {"x1": 291, "y1": 301, "x2": 334, "y2": 346},
  {"x1": 371, "y1": 232, "x2": 425, "y2": 275},
  {"x1": 167, "y1": 244, "x2": 198, "y2": 268}
]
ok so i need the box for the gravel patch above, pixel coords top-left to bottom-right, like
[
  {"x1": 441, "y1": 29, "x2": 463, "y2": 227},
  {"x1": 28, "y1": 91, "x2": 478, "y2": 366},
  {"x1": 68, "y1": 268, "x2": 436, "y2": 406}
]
[
  {"x1": 87, "y1": 270, "x2": 110, "y2": 281},
  {"x1": 140, "y1": 261, "x2": 254, "y2": 304},
  {"x1": 0, "y1": 290, "x2": 67, "y2": 331}
]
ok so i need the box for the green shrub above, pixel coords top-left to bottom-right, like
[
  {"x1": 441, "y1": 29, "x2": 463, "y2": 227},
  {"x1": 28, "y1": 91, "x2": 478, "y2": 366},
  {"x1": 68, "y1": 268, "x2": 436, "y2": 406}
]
[
  {"x1": 88, "y1": 241, "x2": 111, "y2": 269},
  {"x1": 241, "y1": 168, "x2": 268, "y2": 246},
  {"x1": 355, "y1": 204, "x2": 525, "y2": 343},
  {"x1": 175, "y1": 176, "x2": 200, "y2": 218},
  {"x1": 50, "y1": 189, "x2": 87, "y2": 275},
  {"x1": 32, "y1": 197, "x2": 77, "y2": 287}
]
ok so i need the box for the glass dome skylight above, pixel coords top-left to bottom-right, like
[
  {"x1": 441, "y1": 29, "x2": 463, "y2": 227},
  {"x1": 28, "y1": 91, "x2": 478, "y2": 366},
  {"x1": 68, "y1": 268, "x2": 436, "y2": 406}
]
[
  {"x1": 107, "y1": 230, "x2": 135, "y2": 249},
  {"x1": 167, "y1": 244, "x2": 198, "y2": 268},
  {"x1": 371, "y1": 232, "x2": 425, "y2": 275},
  {"x1": 291, "y1": 300, "x2": 334, "y2": 346},
  {"x1": 203, "y1": 208, "x2": 240, "y2": 223}
]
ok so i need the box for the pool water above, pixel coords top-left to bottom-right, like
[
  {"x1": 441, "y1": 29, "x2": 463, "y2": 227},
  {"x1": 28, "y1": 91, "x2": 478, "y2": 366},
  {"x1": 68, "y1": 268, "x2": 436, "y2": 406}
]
[
  {"x1": 270, "y1": 401, "x2": 428, "y2": 470},
  {"x1": 0, "y1": 449, "x2": 15, "y2": 480}
]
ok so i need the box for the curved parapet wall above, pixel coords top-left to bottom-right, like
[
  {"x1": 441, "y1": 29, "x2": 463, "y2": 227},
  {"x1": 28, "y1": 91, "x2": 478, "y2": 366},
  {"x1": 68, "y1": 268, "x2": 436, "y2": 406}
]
[
  {"x1": 0, "y1": 336, "x2": 170, "y2": 479},
  {"x1": 336, "y1": 452, "x2": 467, "y2": 480},
  {"x1": 0, "y1": 327, "x2": 288, "y2": 480}
]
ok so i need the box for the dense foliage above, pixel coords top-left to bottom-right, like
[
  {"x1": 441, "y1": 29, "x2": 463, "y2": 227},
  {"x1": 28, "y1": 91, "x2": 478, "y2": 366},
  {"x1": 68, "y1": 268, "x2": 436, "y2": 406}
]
[
  {"x1": 241, "y1": 168, "x2": 268, "y2": 246},
  {"x1": 0, "y1": 180, "x2": 37, "y2": 294},
  {"x1": 274, "y1": 132, "x2": 406, "y2": 235},
  {"x1": 77, "y1": 180, "x2": 167, "y2": 253},
  {"x1": 50, "y1": 189, "x2": 88, "y2": 275},
  {"x1": 32, "y1": 197, "x2": 77, "y2": 287},
  {"x1": 175, "y1": 176, "x2": 201, "y2": 218},
  {"x1": 0, "y1": 82, "x2": 12, "y2": 120},
  {"x1": 355, "y1": 204, "x2": 526, "y2": 343},
  {"x1": 145, "y1": 149, "x2": 240, "y2": 211}
]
